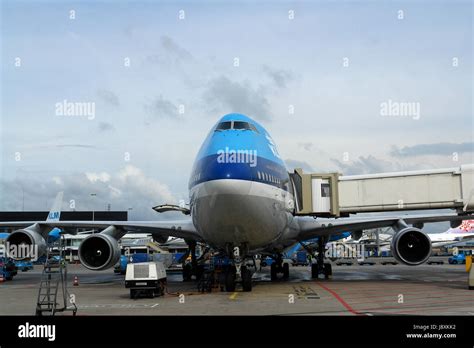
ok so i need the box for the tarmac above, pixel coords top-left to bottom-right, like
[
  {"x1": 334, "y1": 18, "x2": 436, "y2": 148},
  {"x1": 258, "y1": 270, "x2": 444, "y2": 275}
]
[{"x1": 1, "y1": 259, "x2": 473, "y2": 316}]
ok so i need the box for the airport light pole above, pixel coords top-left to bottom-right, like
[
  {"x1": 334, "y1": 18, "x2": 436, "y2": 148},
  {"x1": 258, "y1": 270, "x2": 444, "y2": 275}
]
[{"x1": 90, "y1": 193, "x2": 97, "y2": 221}]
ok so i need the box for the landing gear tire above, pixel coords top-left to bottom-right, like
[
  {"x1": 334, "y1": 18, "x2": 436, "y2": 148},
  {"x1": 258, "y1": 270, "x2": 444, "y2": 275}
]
[
  {"x1": 324, "y1": 263, "x2": 332, "y2": 279},
  {"x1": 225, "y1": 268, "x2": 236, "y2": 292},
  {"x1": 282, "y1": 262, "x2": 290, "y2": 279},
  {"x1": 219, "y1": 272, "x2": 226, "y2": 292},
  {"x1": 270, "y1": 263, "x2": 277, "y2": 281},
  {"x1": 196, "y1": 264, "x2": 205, "y2": 281},
  {"x1": 242, "y1": 266, "x2": 252, "y2": 292}
]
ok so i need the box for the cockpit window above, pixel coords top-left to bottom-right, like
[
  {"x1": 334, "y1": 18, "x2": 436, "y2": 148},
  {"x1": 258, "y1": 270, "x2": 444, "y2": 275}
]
[
  {"x1": 215, "y1": 122, "x2": 232, "y2": 131},
  {"x1": 249, "y1": 124, "x2": 259, "y2": 133},
  {"x1": 214, "y1": 120, "x2": 259, "y2": 133},
  {"x1": 233, "y1": 121, "x2": 252, "y2": 130}
]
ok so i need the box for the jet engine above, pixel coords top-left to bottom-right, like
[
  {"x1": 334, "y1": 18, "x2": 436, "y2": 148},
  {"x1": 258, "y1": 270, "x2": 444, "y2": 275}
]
[
  {"x1": 78, "y1": 232, "x2": 121, "y2": 270},
  {"x1": 6, "y1": 227, "x2": 47, "y2": 260},
  {"x1": 391, "y1": 227, "x2": 431, "y2": 265}
]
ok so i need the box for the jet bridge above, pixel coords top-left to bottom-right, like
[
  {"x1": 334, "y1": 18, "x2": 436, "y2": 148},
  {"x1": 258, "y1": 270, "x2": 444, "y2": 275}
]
[{"x1": 291, "y1": 164, "x2": 474, "y2": 217}]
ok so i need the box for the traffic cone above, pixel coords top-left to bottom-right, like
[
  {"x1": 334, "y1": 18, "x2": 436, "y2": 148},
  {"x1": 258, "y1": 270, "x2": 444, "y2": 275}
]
[
  {"x1": 73, "y1": 275, "x2": 79, "y2": 286},
  {"x1": 0, "y1": 274, "x2": 4, "y2": 283}
]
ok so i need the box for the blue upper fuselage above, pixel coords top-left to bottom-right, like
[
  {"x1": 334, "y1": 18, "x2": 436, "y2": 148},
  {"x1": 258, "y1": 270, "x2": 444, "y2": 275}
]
[{"x1": 189, "y1": 113, "x2": 290, "y2": 191}]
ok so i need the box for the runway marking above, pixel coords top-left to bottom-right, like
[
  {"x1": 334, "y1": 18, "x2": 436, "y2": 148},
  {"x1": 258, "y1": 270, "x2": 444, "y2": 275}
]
[
  {"x1": 229, "y1": 292, "x2": 238, "y2": 300},
  {"x1": 315, "y1": 282, "x2": 363, "y2": 316},
  {"x1": 292, "y1": 285, "x2": 320, "y2": 300}
]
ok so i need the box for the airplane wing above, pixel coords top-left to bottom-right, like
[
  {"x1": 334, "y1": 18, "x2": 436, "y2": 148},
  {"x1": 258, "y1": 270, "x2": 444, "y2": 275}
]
[
  {"x1": 0, "y1": 192, "x2": 201, "y2": 242},
  {"x1": 296, "y1": 213, "x2": 474, "y2": 242},
  {"x1": 0, "y1": 220, "x2": 202, "y2": 242}
]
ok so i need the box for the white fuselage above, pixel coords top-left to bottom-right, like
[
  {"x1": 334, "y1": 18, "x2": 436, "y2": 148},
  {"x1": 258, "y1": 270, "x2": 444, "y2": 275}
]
[
  {"x1": 428, "y1": 231, "x2": 474, "y2": 247},
  {"x1": 190, "y1": 179, "x2": 297, "y2": 253}
]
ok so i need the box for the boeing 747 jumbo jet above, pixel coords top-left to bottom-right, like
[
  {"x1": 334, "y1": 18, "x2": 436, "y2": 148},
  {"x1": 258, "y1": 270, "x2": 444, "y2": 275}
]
[{"x1": 1, "y1": 113, "x2": 473, "y2": 292}]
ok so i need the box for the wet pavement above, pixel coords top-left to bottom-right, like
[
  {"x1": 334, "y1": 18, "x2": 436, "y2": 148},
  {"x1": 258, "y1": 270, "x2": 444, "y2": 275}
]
[{"x1": 1, "y1": 262, "x2": 473, "y2": 315}]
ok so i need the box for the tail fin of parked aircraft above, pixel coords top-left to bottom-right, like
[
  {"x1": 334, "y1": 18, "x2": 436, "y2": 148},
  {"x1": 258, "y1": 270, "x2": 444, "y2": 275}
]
[
  {"x1": 457, "y1": 220, "x2": 474, "y2": 232},
  {"x1": 46, "y1": 192, "x2": 63, "y2": 222}
]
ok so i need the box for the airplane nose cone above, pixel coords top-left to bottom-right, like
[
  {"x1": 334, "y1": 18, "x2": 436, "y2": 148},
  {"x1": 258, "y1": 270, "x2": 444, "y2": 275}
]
[{"x1": 191, "y1": 179, "x2": 288, "y2": 250}]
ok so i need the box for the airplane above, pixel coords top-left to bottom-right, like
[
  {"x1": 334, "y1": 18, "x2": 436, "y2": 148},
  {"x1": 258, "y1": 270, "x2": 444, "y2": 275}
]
[
  {"x1": 347, "y1": 221, "x2": 474, "y2": 249},
  {"x1": 1, "y1": 113, "x2": 473, "y2": 292},
  {"x1": 428, "y1": 220, "x2": 474, "y2": 248}
]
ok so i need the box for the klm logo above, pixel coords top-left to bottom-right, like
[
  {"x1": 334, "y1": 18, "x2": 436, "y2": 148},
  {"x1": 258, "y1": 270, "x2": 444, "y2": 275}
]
[{"x1": 48, "y1": 212, "x2": 59, "y2": 220}]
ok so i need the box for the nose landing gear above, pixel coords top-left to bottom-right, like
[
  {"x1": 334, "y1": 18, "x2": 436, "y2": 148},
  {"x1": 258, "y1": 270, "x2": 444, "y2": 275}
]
[{"x1": 223, "y1": 244, "x2": 253, "y2": 292}]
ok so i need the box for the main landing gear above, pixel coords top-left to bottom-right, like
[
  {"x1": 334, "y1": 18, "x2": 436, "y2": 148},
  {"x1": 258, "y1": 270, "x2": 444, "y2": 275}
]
[
  {"x1": 270, "y1": 254, "x2": 290, "y2": 281},
  {"x1": 310, "y1": 237, "x2": 332, "y2": 280}
]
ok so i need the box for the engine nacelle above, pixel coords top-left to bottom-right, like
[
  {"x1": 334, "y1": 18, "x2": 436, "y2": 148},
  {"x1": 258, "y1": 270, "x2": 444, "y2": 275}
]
[
  {"x1": 6, "y1": 228, "x2": 47, "y2": 260},
  {"x1": 391, "y1": 227, "x2": 431, "y2": 265},
  {"x1": 78, "y1": 233, "x2": 121, "y2": 270}
]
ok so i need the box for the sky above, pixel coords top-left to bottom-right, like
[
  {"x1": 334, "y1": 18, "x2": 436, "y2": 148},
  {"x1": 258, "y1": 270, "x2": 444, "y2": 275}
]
[{"x1": 0, "y1": 0, "x2": 472, "y2": 225}]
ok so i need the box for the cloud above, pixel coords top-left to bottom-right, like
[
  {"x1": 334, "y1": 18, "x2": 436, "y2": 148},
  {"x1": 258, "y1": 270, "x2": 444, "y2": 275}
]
[
  {"x1": 298, "y1": 142, "x2": 314, "y2": 151},
  {"x1": 97, "y1": 89, "x2": 119, "y2": 106},
  {"x1": 390, "y1": 142, "x2": 474, "y2": 157},
  {"x1": 160, "y1": 36, "x2": 193, "y2": 62},
  {"x1": 262, "y1": 65, "x2": 293, "y2": 89},
  {"x1": 285, "y1": 159, "x2": 314, "y2": 172},
  {"x1": 85, "y1": 172, "x2": 111, "y2": 183},
  {"x1": 0, "y1": 165, "x2": 177, "y2": 221},
  {"x1": 204, "y1": 76, "x2": 271, "y2": 121},
  {"x1": 331, "y1": 155, "x2": 404, "y2": 175},
  {"x1": 146, "y1": 36, "x2": 193, "y2": 66},
  {"x1": 54, "y1": 144, "x2": 97, "y2": 149},
  {"x1": 98, "y1": 122, "x2": 115, "y2": 132},
  {"x1": 144, "y1": 95, "x2": 178, "y2": 119}
]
